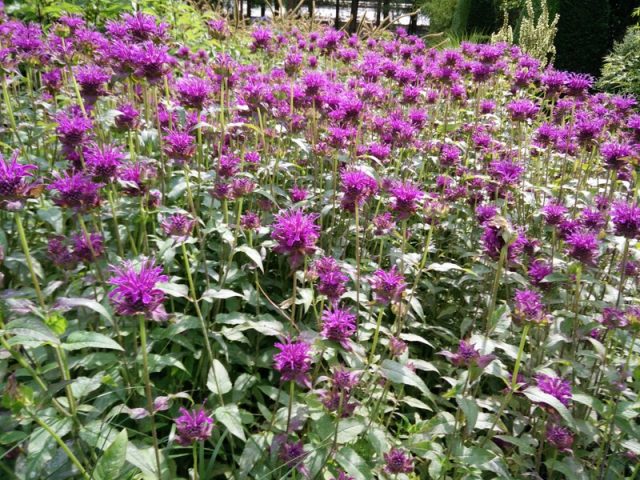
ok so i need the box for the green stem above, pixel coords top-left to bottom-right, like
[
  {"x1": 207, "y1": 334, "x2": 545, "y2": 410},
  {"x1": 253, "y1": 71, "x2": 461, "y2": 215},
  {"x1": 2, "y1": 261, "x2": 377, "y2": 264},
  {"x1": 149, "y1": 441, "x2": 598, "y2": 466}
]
[
  {"x1": 30, "y1": 412, "x2": 90, "y2": 480},
  {"x1": 368, "y1": 309, "x2": 385, "y2": 365},
  {"x1": 138, "y1": 316, "x2": 163, "y2": 480},
  {"x1": 286, "y1": 380, "x2": 295, "y2": 432},
  {"x1": 15, "y1": 213, "x2": 45, "y2": 309}
]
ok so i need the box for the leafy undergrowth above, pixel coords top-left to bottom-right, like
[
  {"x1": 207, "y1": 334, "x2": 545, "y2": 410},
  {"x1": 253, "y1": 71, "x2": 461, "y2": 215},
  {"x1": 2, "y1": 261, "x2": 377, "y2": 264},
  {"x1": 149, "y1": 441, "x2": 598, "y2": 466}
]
[{"x1": 0, "y1": 5, "x2": 639, "y2": 480}]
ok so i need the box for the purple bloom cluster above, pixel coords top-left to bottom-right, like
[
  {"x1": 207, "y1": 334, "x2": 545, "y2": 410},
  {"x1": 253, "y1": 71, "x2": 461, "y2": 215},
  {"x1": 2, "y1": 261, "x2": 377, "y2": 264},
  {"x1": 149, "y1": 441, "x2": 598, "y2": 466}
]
[
  {"x1": 174, "y1": 407, "x2": 214, "y2": 446},
  {"x1": 271, "y1": 209, "x2": 320, "y2": 269},
  {"x1": 273, "y1": 338, "x2": 313, "y2": 388}
]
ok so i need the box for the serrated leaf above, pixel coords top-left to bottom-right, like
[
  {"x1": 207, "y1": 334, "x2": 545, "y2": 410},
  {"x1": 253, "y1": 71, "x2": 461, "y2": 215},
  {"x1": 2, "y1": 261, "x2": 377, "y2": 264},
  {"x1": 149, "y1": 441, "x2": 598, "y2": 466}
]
[
  {"x1": 235, "y1": 245, "x2": 264, "y2": 272},
  {"x1": 63, "y1": 331, "x2": 124, "y2": 351},
  {"x1": 207, "y1": 359, "x2": 232, "y2": 395},
  {"x1": 93, "y1": 429, "x2": 128, "y2": 480},
  {"x1": 215, "y1": 404, "x2": 246, "y2": 440}
]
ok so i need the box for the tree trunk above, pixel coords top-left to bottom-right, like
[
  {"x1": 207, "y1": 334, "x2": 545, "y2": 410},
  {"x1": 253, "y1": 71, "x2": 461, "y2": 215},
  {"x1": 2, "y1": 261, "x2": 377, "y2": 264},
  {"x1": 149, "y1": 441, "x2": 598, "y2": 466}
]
[
  {"x1": 408, "y1": 0, "x2": 418, "y2": 34},
  {"x1": 307, "y1": 0, "x2": 314, "y2": 18},
  {"x1": 246, "y1": 0, "x2": 251, "y2": 18},
  {"x1": 335, "y1": 0, "x2": 340, "y2": 28},
  {"x1": 382, "y1": 0, "x2": 390, "y2": 25},
  {"x1": 261, "y1": 1, "x2": 266, "y2": 17},
  {"x1": 375, "y1": 0, "x2": 382, "y2": 26},
  {"x1": 349, "y1": 0, "x2": 360, "y2": 33}
]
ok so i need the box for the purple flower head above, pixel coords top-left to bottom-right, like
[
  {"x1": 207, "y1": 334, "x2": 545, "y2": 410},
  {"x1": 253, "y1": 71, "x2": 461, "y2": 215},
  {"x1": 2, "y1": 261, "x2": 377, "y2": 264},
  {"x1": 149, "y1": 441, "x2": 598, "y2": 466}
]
[
  {"x1": 0, "y1": 150, "x2": 39, "y2": 207},
  {"x1": 489, "y1": 160, "x2": 524, "y2": 186},
  {"x1": 273, "y1": 337, "x2": 313, "y2": 388},
  {"x1": 383, "y1": 448, "x2": 414, "y2": 475},
  {"x1": 541, "y1": 202, "x2": 567, "y2": 226},
  {"x1": 161, "y1": 213, "x2": 196, "y2": 242},
  {"x1": 118, "y1": 162, "x2": 157, "y2": 196},
  {"x1": 476, "y1": 204, "x2": 498, "y2": 225},
  {"x1": 163, "y1": 130, "x2": 196, "y2": 165},
  {"x1": 48, "y1": 236, "x2": 77, "y2": 270},
  {"x1": 271, "y1": 209, "x2": 320, "y2": 269},
  {"x1": 241, "y1": 212, "x2": 261, "y2": 230},
  {"x1": 319, "y1": 366, "x2": 360, "y2": 416},
  {"x1": 321, "y1": 307, "x2": 356, "y2": 349},
  {"x1": 231, "y1": 178, "x2": 256, "y2": 198},
  {"x1": 535, "y1": 373, "x2": 572, "y2": 407},
  {"x1": 175, "y1": 407, "x2": 214, "y2": 446},
  {"x1": 565, "y1": 230, "x2": 599, "y2": 265},
  {"x1": 481, "y1": 222, "x2": 526, "y2": 263},
  {"x1": 601, "y1": 142, "x2": 633, "y2": 170},
  {"x1": 217, "y1": 154, "x2": 240, "y2": 178},
  {"x1": 131, "y1": 41, "x2": 172, "y2": 82},
  {"x1": 85, "y1": 143, "x2": 124, "y2": 182},
  {"x1": 71, "y1": 231, "x2": 104, "y2": 262},
  {"x1": 600, "y1": 307, "x2": 628, "y2": 330},
  {"x1": 580, "y1": 208, "x2": 606, "y2": 232},
  {"x1": 340, "y1": 169, "x2": 378, "y2": 211},
  {"x1": 114, "y1": 103, "x2": 140, "y2": 131},
  {"x1": 440, "y1": 340, "x2": 495, "y2": 369},
  {"x1": 513, "y1": 289, "x2": 549, "y2": 324},
  {"x1": 507, "y1": 99, "x2": 540, "y2": 121},
  {"x1": 121, "y1": 12, "x2": 168, "y2": 42},
  {"x1": 277, "y1": 438, "x2": 309, "y2": 476},
  {"x1": 251, "y1": 27, "x2": 272, "y2": 51},
  {"x1": 75, "y1": 65, "x2": 110, "y2": 104},
  {"x1": 42, "y1": 69, "x2": 62, "y2": 92},
  {"x1": 290, "y1": 186, "x2": 308, "y2": 203},
  {"x1": 611, "y1": 201, "x2": 640, "y2": 239},
  {"x1": 528, "y1": 260, "x2": 553, "y2": 287},
  {"x1": 370, "y1": 266, "x2": 406, "y2": 305},
  {"x1": 176, "y1": 76, "x2": 212, "y2": 109},
  {"x1": 49, "y1": 173, "x2": 101, "y2": 212},
  {"x1": 389, "y1": 181, "x2": 423, "y2": 220},
  {"x1": 546, "y1": 424, "x2": 573, "y2": 453},
  {"x1": 389, "y1": 336, "x2": 408, "y2": 357},
  {"x1": 313, "y1": 257, "x2": 348, "y2": 303},
  {"x1": 373, "y1": 212, "x2": 396, "y2": 236},
  {"x1": 108, "y1": 258, "x2": 168, "y2": 321},
  {"x1": 56, "y1": 110, "x2": 93, "y2": 146}
]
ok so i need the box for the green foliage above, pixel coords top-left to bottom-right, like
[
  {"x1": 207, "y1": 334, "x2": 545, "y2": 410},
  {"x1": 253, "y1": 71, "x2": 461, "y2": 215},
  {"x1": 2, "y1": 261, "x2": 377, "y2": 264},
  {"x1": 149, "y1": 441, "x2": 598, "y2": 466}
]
[
  {"x1": 597, "y1": 24, "x2": 640, "y2": 97},
  {"x1": 421, "y1": 0, "x2": 459, "y2": 33}
]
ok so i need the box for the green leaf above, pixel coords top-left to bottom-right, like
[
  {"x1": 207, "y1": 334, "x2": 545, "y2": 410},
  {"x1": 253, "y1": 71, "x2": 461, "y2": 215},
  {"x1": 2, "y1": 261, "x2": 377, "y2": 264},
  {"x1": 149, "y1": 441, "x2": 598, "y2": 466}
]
[
  {"x1": 201, "y1": 288, "x2": 243, "y2": 301},
  {"x1": 427, "y1": 262, "x2": 463, "y2": 272},
  {"x1": 381, "y1": 359, "x2": 431, "y2": 397},
  {"x1": 207, "y1": 359, "x2": 233, "y2": 395},
  {"x1": 56, "y1": 297, "x2": 114, "y2": 325},
  {"x1": 336, "y1": 447, "x2": 372, "y2": 480},
  {"x1": 215, "y1": 404, "x2": 246, "y2": 440},
  {"x1": 93, "y1": 429, "x2": 128, "y2": 480},
  {"x1": 4, "y1": 318, "x2": 60, "y2": 347},
  {"x1": 44, "y1": 312, "x2": 67, "y2": 336},
  {"x1": 457, "y1": 397, "x2": 478, "y2": 433},
  {"x1": 336, "y1": 418, "x2": 366, "y2": 444},
  {"x1": 234, "y1": 245, "x2": 264, "y2": 272},
  {"x1": 523, "y1": 387, "x2": 575, "y2": 428},
  {"x1": 63, "y1": 331, "x2": 124, "y2": 351},
  {"x1": 157, "y1": 281, "x2": 189, "y2": 298}
]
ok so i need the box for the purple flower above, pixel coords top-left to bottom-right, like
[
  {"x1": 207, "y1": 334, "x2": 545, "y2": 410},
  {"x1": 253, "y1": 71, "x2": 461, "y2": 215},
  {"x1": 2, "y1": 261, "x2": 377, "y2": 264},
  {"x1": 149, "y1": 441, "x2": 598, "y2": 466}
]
[
  {"x1": 600, "y1": 307, "x2": 628, "y2": 329},
  {"x1": 370, "y1": 266, "x2": 406, "y2": 305},
  {"x1": 85, "y1": 143, "x2": 124, "y2": 182},
  {"x1": 118, "y1": 162, "x2": 156, "y2": 196},
  {"x1": 174, "y1": 407, "x2": 214, "y2": 446},
  {"x1": 0, "y1": 150, "x2": 39, "y2": 207},
  {"x1": 476, "y1": 204, "x2": 498, "y2": 224},
  {"x1": 48, "y1": 236, "x2": 77, "y2": 270},
  {"x1": 176, "y1": 76, "x2": 212, "y2": 109},
  {"x1": 611, "y1": 201, "x2": 640, "y2": 239},
  {"x1": 389, "y1": 337, "x2": 408, "y2": 357},
  {"x1": 71, "y1": 232, "x2": 104, "y2": 262},
  {"x1": 49, "y1": 173, "x2": 101, "y2": 212},
  {"x1": 251, "y1": 27, "x2": 273, "y2": 51},
  {"x1": 565, "y1": 231, "x2": 599, "y2": 265},
  {"x1": 340, "y1": 169, "x2": 378, "y2": 211},
  {"x1": 601, "y1": 142, "x2": 633, "y2": 170},
  {"x1": 321, "y1": 307, "x2": 357, "y2": 349},
  {"x1": 313, "y1": 257, "x2": 348, "y2": 304},
  {"x1": 541, "y1": 202, "x2": 567, "y2": 226},
  {"x1": 273, "y1": 338, "x2": 313, "y2": 388},
  {"x1": 383, "y1": 448, "x2": 414, "y2": 475},
  {"x1": 319, "y1": 367, "x2": 359, "y2": 416},
  {"x1": 277, "y1": 438, "x2": 309, "y2": 476},
  {"x1": 271, "y1": 209, "x2": 320, "y2": 269},
  {"x1": 389, "y1": 181, "x2": 423, "y2": 219},
  {"x1": 513, "y1": 289, "x2": 549, "y2": 324},
  {"x1": 546, "y1": 424, "x2": 573, "y2": 453},
  {"x1": 290, "y1": 186, "x2": 308, "y2": 203},
  {"x1": 56, "y1": 110, "x2": 93, "y2": 146},
  {"x1": 507, "y1": 99, "x2": 540, "y2": 121},
  {"x1": 131, "y1": 41, "x2": 172, "y2": 82},
  {"x1": 373, "y1": 212, "x2": 396, "y2": 236},
  {"x1": 75, "y1": 65, "x2": 110, "y2": 104},
  {"x1": 535, "y1": 373, "x2": 572, "y2": 407},
  {"x1": 580, "y1": 208, "x2": 606, "y2": 232},
  {"x1": 240, "y1": 212, "x2": 261, "y2": 230},
  {"x1": 528, "y1": 260, "x2": 553, "y2": 287},
  {"x1": 489, "y1": 160, "x2": 524, "y2": 185},
  {"x1": 114, "y1": 103, "x2": 140, "y2": 131},
  {"x1": 440, "y1": 340, "x2": 495, "y2": 369},
  {"x1": 163, "y1": 130, "x2": 196, "y2": 165},
  {"x1": 108, "y1": 258, "x2": 168, "y2": 321},
  {"x1": 161, "y1": 213, "x2": 196, "y2": 242},
  {"x1": 230, "y1": 178, "x2": 255, "y2": 198}
]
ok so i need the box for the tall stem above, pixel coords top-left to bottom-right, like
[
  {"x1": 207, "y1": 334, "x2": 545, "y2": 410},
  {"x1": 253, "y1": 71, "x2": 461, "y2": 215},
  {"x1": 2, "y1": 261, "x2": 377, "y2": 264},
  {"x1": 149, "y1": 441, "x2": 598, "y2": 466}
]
[
  {"x1": 15, "y1": 213, "x2": 45, "y2": 309},
  {"x1": 138, "y1": 316, "x2": 163, "y2": 480}
]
